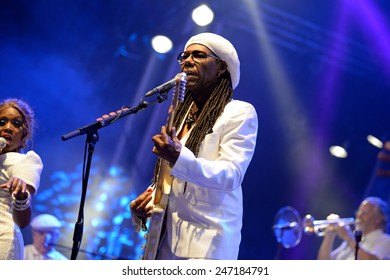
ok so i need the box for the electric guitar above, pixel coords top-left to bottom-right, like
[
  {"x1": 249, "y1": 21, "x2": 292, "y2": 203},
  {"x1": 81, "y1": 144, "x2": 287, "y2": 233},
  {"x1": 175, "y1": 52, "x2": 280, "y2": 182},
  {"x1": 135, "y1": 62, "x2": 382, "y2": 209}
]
[{"x1": 141, "y1": 72, "x2": 186, "y2": 260}]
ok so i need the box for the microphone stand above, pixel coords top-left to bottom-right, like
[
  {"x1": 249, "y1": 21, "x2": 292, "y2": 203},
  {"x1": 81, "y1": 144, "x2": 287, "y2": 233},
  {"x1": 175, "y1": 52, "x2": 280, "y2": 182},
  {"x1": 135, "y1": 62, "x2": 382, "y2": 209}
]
[
  {"x1": 273, "y1": 226, "x2": 289, "y2": 260},
  {"x1": 274, "y1": 230, "x2": 285, "y2": 260},
  {"x1": 354, "y1": 230, "x2": 362, "y2": 260},
  {"x1": 50, "y1": 243, "x2": 119, "y2": 260},
  {"x1": 61, "y1": 94, "x2": 168, "y2": 260}
]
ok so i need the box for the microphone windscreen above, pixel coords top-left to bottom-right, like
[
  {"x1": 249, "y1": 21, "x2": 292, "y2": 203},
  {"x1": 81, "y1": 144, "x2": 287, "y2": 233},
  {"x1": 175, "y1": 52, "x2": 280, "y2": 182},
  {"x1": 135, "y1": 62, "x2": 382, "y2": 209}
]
[{"x1": 0, "y1": 137, "x2": 7, "y2": 149}]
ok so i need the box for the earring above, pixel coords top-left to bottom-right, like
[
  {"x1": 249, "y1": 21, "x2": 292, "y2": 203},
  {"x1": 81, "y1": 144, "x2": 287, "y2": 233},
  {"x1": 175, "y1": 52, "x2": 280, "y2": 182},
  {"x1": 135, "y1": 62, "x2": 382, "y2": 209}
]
[{"x1": 25, "y1": 138, "x2": 33, "y2": 149}]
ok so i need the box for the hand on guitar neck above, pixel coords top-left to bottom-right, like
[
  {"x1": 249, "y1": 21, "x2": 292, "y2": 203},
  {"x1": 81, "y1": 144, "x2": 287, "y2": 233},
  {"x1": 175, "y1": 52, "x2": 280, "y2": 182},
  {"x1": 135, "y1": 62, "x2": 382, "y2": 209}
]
[{"x1": 152, "y1": 126, "x2": 182, "y2": 165}]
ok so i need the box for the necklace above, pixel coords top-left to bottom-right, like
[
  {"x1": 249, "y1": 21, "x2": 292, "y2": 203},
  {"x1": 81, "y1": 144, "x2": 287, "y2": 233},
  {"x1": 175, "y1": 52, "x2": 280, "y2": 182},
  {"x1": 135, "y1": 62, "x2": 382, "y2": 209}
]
[
  {"x1": 185, "y1": 106, "x2": 198, "y2": 129},
  {"x1": 185, "y1": 112, "x2": 196, "y2": 129}
]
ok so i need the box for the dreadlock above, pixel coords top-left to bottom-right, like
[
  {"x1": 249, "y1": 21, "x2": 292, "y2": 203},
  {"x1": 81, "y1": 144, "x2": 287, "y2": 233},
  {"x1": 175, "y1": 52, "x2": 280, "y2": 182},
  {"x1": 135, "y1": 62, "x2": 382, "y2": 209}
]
[{"x1": 152, "y1": 73, "x2": 233, "y2": 183}]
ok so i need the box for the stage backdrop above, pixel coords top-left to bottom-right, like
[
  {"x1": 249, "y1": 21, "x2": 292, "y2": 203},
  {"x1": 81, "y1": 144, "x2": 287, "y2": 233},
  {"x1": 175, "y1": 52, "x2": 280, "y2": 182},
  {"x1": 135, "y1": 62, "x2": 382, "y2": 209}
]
[{"x1": 1, "y1": 0, "x2": 390, "y2": 259}]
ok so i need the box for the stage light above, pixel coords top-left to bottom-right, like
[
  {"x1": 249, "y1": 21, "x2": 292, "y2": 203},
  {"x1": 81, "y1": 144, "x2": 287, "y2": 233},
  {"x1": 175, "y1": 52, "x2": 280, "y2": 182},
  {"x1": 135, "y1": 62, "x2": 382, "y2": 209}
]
[
  {"x1": 192, "y1": 4, "x2": 214, "y2": 26},
  {"x1": 151, "y1": 35, "x2": 173, "y2": 54},
  {"x1": 329, "y1": 145, "x2": 348, "y2": 158},
  {"x1": 367, "y1": 134, "x2": 383, "y2": 148}
]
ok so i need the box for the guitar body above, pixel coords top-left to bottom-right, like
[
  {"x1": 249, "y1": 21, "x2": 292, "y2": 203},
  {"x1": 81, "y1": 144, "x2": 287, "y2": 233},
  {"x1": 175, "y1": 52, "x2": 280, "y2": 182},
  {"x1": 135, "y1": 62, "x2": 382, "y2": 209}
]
[
  {"x1": 142, "y1": 199, "x2": 167, "y2": 260},
  {"x1": 141, "y1": 72, "x2": 186, "y2": 260}
]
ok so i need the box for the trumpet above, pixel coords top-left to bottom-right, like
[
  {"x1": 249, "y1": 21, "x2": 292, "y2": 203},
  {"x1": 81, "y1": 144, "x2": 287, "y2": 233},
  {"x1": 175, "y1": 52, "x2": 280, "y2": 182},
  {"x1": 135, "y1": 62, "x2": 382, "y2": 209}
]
[
  {"x1": 302, "y1": 214, "x2": 355, "y2": 237},
  {"x1": 273, "y1": 206, "x2": 356, "y2": 249}
]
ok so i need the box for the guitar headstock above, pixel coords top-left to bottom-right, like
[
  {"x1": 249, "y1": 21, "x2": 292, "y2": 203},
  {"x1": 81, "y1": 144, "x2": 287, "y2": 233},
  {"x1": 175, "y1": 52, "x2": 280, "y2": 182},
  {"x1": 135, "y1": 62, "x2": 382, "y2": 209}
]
[
  {"x1": 172, "y1": 72, "x2": 186, "y2": 107},
  {"x1": 166, "y1": 72, "x2": 186, "y2": 131}
]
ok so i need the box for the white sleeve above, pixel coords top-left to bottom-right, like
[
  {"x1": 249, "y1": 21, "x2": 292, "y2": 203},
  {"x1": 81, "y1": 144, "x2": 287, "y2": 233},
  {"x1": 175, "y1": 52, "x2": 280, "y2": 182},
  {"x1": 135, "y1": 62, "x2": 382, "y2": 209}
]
[
  {"x1": 171, "y1": 101, "x2": 258, "y2": 191},
  {"x1": 9, "y1": 151, "x2": 43, "y2": 193}
]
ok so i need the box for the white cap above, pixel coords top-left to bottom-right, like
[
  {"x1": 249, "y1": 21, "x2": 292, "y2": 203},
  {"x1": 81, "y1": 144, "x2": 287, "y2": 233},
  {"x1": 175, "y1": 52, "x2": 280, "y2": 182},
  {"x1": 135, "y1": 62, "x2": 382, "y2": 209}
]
[
  {"x1": 31, "y1": 214, "x2": 62, "y2": 231},
  {"x1": 184, "y1": 32, "x2": 240, "y2": 89}
]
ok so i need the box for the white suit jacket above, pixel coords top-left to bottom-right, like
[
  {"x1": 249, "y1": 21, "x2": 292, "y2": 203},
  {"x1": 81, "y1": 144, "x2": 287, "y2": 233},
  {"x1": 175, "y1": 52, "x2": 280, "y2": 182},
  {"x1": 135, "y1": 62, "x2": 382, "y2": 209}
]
[{"x1": 155, "y1": 99, "x2": 258, "y2": 259}]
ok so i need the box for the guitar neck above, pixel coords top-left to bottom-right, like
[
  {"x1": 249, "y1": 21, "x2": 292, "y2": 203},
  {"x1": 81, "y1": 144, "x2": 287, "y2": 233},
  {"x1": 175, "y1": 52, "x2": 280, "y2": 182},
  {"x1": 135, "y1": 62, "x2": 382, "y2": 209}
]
[
  {"x1": 153, "y1": 72, "x2": 187, "y2": 204},
  {"x1": 166, "y1": 109, "x2": 175, "y2": 132}
]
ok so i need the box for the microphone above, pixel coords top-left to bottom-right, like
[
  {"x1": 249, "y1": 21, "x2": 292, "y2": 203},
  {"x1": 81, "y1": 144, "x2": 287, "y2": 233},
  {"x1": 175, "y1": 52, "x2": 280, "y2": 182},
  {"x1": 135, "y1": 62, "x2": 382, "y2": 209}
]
[
  {"x1": 44, "y1": 234, "x2": 53, "y2": 247},
  {"x1": 0, "y1": 137, "x2": 7, "y2": 152},
  {"x1": 354, "y1": 230, "x2": 362, "y2": 242},
  {"x1": 145, "y1": 76, "x2": 178, "y2": 97}
]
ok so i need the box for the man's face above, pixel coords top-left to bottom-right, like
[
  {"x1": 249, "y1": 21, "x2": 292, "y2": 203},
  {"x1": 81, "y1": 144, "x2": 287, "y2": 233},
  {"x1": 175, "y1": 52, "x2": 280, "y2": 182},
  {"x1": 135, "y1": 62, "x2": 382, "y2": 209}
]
[
  {"x1": 355, "y1": 202, "x2": 382, "y2": 234},
  {"x1": 179, "y1": 44, "x2": 222, "y2": 93},
  {"x1": 32, "y1": 229, "x2": 59, "y2": 255}
]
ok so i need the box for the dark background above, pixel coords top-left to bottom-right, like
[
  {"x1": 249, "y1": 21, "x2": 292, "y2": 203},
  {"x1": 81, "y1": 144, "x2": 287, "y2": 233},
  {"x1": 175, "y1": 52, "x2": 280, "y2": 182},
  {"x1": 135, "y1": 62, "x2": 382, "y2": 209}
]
[{"x1": 1, "y1": 0, "x2": 389, "y2": 260}]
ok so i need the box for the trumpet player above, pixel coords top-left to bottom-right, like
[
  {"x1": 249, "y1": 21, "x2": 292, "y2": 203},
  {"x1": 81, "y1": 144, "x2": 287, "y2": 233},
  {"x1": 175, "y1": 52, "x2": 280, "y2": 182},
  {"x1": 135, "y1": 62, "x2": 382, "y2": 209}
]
[{"x1": 317, "y1": 196, "x2": 390, "y2": 260}]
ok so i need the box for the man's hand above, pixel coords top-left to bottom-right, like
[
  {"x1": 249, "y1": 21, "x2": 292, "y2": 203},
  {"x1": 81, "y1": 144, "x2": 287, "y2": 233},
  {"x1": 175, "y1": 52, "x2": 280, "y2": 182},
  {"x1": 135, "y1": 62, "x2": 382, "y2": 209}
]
[
  {"x1": 129, "y1": 186, "x2": 154, "y2": 219},
  {"x1": 152, "y1": 126, "x2": 181, "y2": 164}
]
